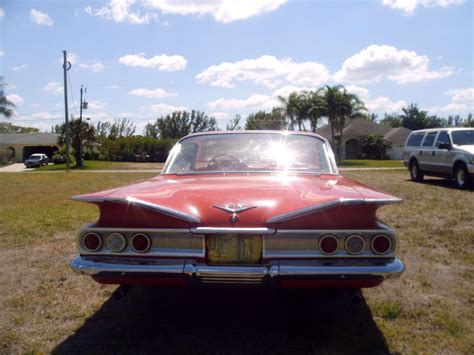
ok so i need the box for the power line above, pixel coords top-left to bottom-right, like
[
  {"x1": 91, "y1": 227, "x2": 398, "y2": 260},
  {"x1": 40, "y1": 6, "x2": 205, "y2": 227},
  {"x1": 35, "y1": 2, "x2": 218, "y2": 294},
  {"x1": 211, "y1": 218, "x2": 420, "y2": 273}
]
[{"x1": 67, "y1": 70, "x2": 78, "y2": 113}]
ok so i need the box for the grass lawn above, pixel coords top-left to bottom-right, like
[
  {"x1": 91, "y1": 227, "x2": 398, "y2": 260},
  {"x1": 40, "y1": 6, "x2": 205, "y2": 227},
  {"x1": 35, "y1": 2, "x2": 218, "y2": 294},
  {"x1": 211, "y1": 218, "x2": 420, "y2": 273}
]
[
  {"x1": 36, "y1": 160, "x2": 164, "y2": 171},
  {"x1": 0, "y1": 171, "x2": 472, "y2": 353},
  {"x1": 338, "y1": 159, "x2": 404, "y2": 168}
]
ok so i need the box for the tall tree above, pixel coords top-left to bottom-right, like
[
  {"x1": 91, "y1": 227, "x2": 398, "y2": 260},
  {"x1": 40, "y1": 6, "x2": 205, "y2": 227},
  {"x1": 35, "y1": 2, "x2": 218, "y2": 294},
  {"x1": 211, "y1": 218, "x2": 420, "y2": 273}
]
[
  {"x1": 0, "y1": 77, "x2": 16, "y2": 119},
  {"x1": 154, "y1": 110, "x2": 218, "y2": 139},
  {"x1": 277, "y1": 91, "x2": 300, "y2": 130},
  {"x1": 245, "y1": 110, "x2": 286, "y2": 130},
  {"x1": 307, "y1": 90, "x2": 326, "y2": 132},
  {"x1": 226, "y1": 114, "x2": 241, "y2": 131},
  {"x1": 55, "y1": 118, "x2": 96, "y2": 167},
  {"x1": 380, "y1": 113, "x2": 402, "y2": 128}
]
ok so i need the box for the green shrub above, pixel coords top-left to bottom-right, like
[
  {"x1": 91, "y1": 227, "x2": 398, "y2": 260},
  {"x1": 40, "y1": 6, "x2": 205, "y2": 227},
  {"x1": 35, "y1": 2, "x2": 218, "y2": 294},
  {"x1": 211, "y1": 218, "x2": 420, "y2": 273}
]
[
  {"x1": 52, "y1": 147, "x2": 76, "y2": 165},
  {"x1": 98, "y1": 137, "x2": 176, "y2": 162}
]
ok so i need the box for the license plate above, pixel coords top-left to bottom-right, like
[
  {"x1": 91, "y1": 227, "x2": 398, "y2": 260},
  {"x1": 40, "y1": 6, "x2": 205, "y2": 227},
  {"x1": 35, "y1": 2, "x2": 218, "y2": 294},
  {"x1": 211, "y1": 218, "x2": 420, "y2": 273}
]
[{"x1": 207, "y1": 235, "x2": 262, "y2": 264}]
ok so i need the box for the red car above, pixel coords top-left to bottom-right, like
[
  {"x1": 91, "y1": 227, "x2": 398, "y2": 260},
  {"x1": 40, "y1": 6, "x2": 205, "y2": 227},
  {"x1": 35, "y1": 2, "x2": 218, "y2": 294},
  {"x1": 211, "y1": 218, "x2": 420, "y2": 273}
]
[{"x1": 71, "y1": 131, "x2": 404, "y2": 289}]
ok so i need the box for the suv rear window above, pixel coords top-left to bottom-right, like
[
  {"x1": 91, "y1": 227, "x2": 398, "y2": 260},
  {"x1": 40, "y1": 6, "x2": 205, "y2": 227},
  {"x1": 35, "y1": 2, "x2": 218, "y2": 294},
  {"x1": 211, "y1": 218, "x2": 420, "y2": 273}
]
[
  {"x1": 406, "y1": 132, "x2": 425, "y2": 147},
  {"x1": 422, "y1": 132, "x2": 437, "y2": 147}
]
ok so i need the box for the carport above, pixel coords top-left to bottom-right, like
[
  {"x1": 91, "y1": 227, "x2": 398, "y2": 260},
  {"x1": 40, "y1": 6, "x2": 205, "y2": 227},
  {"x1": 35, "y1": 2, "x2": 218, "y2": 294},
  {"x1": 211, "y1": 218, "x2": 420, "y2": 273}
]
[{"x1": 0, "y1": 133, "x2": 60, "y2": 163}]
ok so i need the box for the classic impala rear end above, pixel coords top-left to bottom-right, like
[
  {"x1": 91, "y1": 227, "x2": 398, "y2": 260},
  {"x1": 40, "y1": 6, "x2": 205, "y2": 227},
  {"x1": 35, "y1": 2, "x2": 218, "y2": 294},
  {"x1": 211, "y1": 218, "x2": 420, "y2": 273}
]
[{"x1": 71, "y1": 131, "x2": 404, "y2": 288}]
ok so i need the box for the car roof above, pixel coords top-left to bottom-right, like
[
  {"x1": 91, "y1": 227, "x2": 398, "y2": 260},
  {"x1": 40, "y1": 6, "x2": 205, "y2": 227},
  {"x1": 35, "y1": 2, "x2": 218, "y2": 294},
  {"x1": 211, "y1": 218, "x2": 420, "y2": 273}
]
[
  {"x1": 179, "y1": 130, "x2": 328, "y2": 142},
  {"x1": 410, "y1": 127, "x2": 473, "y2": 134}
]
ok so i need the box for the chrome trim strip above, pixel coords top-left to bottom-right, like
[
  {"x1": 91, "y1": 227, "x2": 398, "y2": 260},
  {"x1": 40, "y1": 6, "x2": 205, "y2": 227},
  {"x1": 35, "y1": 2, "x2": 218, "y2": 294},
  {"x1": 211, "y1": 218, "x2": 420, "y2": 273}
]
[
  {"x1": 266, "y1": 198, "x2": 402, "y2": 223},
  {"x1": 212, "y1": 204, "x2": 258, "y2": 214},
  {"x1": 72, "y1": 196, "x2": 201, "y2": 224},
  {"x1": 81, "y1": 227, "x2": 191, "y2": 233},
  {"x1": 71, "y1": 256, "x2": 405, "y2": 280},
  {"x1": 191, "y1": 227, "x2": 275, "y2": 235}
]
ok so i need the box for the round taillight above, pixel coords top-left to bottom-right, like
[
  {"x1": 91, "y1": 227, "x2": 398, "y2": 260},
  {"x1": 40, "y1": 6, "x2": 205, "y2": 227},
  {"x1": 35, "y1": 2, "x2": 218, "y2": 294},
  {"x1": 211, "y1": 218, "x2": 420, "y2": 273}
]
[
  {"x1": 319, "y1": 235, "x2": 339, "y2": 255},
  {"x1": 107, "y1": 233, "x2": 126, "y2": 252},
  {"x1": 372, "y1": 235, "x2": 392, "y2": 255},
  {"x1": 345, "y1": 234, "x2": 365, "y2": 255},
  {"x1": 82, "y1": 233, "x2": 102, "y2": 252},
  {"x1": 131, "y1": 233, "x2": 151, "y2": 253}
]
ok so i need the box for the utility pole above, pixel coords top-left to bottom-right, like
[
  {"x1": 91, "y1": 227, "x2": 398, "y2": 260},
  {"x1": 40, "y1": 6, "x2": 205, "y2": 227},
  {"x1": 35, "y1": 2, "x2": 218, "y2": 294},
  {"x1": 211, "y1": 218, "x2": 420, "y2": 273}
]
[
  {"x1": 62, "y1": 50, "x2": 72, "y2": 171},
  {"x1": 78, "y1": 85, "x2": 87, "y2": 167}
]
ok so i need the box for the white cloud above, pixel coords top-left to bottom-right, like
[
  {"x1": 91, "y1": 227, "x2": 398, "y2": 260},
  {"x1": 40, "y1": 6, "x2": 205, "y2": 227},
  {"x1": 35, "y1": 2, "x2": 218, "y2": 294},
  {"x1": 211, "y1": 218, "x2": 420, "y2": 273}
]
[
  {"x1": 334, "y1": 44, "x2": 453, "y2": 84},
  {"x1": 196, "y1": 55, "x2": 330, "y2": 88},
  {"x1": 0, "y1": 51, "x2": 4, "y2": 57},
  {"x1": 79, "y1": 61, "x2": 105, "y2": 72},
  {"x1": 345, "y1": 85, "x2": 406, "y2": 114},
  {"x1": 142, "y1": 103, "x2": 188, "y2": 114},
  {"x1": 17, "y1": 111, "x2": 62, "y2": 122},
  {"x1": 87, "y1": 100, "x2": 107, "y2": 109},
  {"x1": 382, "y1": 0, "x2": 464, "y2": 15},
  {"x1": 345, "y1": 85, "x2": 370, "y2": 101},
  {"x1": 30, "y1": 9, "x2": 54, "y2": 26},
  {"x1": 429, "y1": 87, "x2": 474, "y2": 115},
  {"x1": 271, "y1": 85, "x2": 317, "y2": 98},
  {"x1": 446, "y1": 88, "x2": 474, "y2": 104},
  {"x1": 12, "y1": 64, "x2": 30, "y2": 72},
  {"x1": 6, "y1": 94, "x2": 24, "y2": 106},
  {"x1": 208, "y1": 94, "x2": 274, "y2": 111},
  {"x1": 210, "y1": 112, "x2": 229, "y2": 119},
  {"x1": 85, "y1": 0, "x2": 159, "y2": 24},
  {"x1": 119, "y1": 53, "x2": 187, "y2": 71},
  {"x1": 42, "y1": 81, "x2": 63, "y2": 95},
  {"x1": 0, "y1": 8, "x2": 4, "y2": 20},
  {"x1": 58, "y1": 52, "x2": 79, "y2": 65},
  {"x1": 129, "y1": 88, "x2": 176, "y2": 98},
  {"x1": 145, "y1": 0, "x2": 286, "y2": 23},
  {"x1": 366, "y1": 96, "x2": 407, "y2": 114},
  {"x1": 105, "y1": 84, "x2": 120, "y2": 89}
]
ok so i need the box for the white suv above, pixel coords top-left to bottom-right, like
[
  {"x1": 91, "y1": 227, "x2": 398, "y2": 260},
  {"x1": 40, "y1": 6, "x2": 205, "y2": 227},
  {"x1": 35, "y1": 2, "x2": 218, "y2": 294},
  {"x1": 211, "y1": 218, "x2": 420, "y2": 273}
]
[{"x1": 403, "y1": 128, "x2": 474, "y2": 189}]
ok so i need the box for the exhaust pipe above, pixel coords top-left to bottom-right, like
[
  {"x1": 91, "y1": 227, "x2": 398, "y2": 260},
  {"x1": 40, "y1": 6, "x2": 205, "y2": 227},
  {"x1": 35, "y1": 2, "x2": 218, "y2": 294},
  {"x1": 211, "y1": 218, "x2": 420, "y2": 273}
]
[
  {"x1": 113, "y1": 285, "x2": 132, "y2": 300},
  {"x1": 346, "y1": 288, "x2": 361, "y2": 305}
]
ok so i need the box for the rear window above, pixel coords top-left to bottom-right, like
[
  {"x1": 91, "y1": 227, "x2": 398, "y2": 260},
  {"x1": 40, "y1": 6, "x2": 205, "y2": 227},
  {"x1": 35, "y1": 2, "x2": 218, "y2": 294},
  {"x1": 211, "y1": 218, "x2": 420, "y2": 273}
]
[
  {"x1": 406, "y1": 132, "x2": 425, "y2": 147},
  {"x1": 422, "y1": 132, "x2": 437, "y2": 147}
]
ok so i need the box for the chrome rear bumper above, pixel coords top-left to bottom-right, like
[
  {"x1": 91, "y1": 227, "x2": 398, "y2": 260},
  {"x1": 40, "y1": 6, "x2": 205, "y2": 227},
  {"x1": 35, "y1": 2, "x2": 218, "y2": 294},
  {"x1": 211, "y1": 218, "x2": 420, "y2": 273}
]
[{"x1": 71, "y1": 256, "x2": 405, "y2": 284}]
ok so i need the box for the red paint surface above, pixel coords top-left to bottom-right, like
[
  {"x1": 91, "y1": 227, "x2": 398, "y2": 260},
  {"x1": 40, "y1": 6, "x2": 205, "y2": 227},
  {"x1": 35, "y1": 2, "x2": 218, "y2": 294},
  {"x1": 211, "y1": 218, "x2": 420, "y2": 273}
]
[{"x1": 78, "y1": 173, "x2": 398, "y2": 229}]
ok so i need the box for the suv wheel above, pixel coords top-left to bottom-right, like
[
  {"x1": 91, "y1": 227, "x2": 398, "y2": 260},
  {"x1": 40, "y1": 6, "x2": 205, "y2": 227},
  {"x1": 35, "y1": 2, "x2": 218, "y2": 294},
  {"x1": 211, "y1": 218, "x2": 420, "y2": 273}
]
[
  {"x1": 410, "y1": 160, "x2": 424, "y2": 182},
  {"x1": 454, "y1": 163, "x2": 470, "y2": 189}
]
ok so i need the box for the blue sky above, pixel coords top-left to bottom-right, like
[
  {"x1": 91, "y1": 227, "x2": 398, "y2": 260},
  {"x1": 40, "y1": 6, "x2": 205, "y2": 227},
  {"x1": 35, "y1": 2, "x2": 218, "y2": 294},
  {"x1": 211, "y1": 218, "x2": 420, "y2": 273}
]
[{"x1": 0, "y1": 0, "x2": 473, "y2": 132}]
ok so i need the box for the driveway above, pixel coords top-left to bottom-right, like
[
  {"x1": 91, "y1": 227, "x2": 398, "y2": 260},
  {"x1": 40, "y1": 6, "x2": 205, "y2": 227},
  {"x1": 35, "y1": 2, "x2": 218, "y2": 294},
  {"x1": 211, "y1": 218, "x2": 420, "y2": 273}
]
[{"x1": 0, "y1": 163, "x2": 35, "y2": 172}]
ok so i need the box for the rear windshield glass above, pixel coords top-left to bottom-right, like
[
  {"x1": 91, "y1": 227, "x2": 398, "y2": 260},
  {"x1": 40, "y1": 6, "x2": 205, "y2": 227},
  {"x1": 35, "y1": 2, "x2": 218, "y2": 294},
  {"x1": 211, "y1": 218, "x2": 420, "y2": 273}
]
[
  {"x1": 406, "y1": 132, "x2": 425, "y2": 147},
  {"x1": 164, "y1": 133, "x2": 334, "y2": 174},
  {"x1": 451, "y1": 130, "x2": 474, "y2": 146}
]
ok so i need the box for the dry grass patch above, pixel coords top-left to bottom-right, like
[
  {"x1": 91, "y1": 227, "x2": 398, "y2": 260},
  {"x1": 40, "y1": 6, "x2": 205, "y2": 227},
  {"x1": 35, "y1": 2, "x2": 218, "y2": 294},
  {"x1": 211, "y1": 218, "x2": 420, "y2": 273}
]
[{"x1": 0, "y1": 170, "x2": 473, "y2": 353}]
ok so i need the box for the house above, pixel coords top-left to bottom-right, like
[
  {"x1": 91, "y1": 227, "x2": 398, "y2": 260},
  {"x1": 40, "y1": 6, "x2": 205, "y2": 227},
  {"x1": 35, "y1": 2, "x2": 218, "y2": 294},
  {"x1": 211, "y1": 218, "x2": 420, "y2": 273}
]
[
  {"x1": 383, "y1": 126, "x2": 412, "y2": 159},
  {"x1": 316, "y1": 119, "x2": 411, "y2": 160},
  {"x1": 0, "y1": 133, "x2": 60, "y2": 163}
]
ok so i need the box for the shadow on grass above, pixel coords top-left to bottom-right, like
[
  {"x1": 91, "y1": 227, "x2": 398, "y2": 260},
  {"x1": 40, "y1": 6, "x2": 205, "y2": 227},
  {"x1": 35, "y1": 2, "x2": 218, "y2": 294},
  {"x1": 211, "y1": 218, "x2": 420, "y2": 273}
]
[
  {"x1": 406, "y1": 177, "x2": 474, "y2": 191},
  {"x1": 53, "y1": 287, "x2": 388, "y2": 354}
]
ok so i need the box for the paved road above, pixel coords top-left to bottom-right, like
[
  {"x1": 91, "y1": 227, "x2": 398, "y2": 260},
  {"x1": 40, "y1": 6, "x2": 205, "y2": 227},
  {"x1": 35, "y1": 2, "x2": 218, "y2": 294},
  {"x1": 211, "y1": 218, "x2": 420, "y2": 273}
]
[{"x1": 0, "y1": 163, "x2": 36, "y2": 172}]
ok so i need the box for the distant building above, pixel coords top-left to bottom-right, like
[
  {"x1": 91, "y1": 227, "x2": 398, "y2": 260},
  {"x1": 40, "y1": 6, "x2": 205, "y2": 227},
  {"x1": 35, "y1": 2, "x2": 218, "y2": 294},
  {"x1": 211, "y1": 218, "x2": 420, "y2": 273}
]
[
  {"x1": 316, "y1": 118, "x2": 412, "y2": 160},
  {"x1": 0, "y1": 133, "x2": 60, "y2": 162}
]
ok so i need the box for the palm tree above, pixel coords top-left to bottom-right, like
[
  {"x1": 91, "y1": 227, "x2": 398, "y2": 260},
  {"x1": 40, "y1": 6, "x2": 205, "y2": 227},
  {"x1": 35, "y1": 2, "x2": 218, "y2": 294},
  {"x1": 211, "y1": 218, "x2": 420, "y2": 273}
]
[
  {"x1": 0, "y1": 77, "x2": 16, "y2": 119},
  {"x1": 277, "y1": 91, "x2": 299, "y2": 130},
  {"x1": 317, "y1": 85, "x2": 366, "y2": 162},
  {"x1": 307, "y1": 90, "x2": 326, "y2": 132}
]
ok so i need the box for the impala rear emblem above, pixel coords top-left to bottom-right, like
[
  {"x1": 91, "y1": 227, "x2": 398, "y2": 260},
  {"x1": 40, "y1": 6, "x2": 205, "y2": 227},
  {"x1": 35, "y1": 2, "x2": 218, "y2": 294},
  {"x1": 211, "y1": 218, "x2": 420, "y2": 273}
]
[{"x1": 212, "y1": 204, "x2": 257, "y2": 223}]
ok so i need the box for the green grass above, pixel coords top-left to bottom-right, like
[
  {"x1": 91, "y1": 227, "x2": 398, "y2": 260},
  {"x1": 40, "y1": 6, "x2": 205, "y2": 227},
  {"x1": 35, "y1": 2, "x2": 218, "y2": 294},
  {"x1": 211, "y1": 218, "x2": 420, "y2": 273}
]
[
  {"x1": 338, "y1": 159, "x2": 404, "y2": 168},
  {"x1": 0, "y1": 172, "x2": 157, "y2": 247},
  {"x1": 36, "y1": 160, "x2": 163, "y2": 171}
]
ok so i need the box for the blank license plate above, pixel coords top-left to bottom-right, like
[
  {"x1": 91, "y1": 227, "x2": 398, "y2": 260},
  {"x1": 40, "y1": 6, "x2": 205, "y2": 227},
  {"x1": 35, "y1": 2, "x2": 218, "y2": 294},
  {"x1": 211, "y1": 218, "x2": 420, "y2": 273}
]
[{"x1": 207, "y1": 235, "x2": 262, "y2": 265}]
